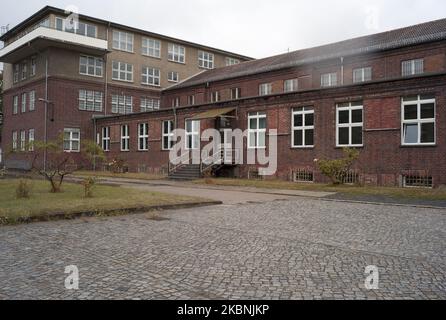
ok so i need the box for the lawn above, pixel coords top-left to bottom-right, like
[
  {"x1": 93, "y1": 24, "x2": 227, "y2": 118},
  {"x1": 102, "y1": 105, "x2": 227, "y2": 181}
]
[
  {"x1": 0, "y1": 179, "x2": 207, "y2": 224},
  {"x1": 75, "y1": 171, "x2": 166, "y2": 181},
  {"x1": 194, "y1": 178, "x2": 446, "y2": 201}
]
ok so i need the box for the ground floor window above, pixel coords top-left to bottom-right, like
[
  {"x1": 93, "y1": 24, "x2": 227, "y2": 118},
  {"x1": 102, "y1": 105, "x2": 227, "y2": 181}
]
[
  {"x1": 102, "y1": 127, "x2": 110, "y2": 152},
  {"x1": 20, "y1": 130, "x2": 26, "y2": 151},
  {"x1": 248, "y1": 112, "x2": 267, "y2": 149},
  {"x1": 121, "y1": 125, "x2": 129, "y2": 151},
  {"x1": 185, "y1": 120, "x2": 200, "y2": 150},
  {"x1": 403, "y1": 175, "x2": 433, "y2": 188},
  {"x1": 293, "y1": 169, "x2": 314, "y2": 183},
  {"x1": 64, "y1": 128, "x2": 80, "y2": 152},
  {"x1": 138, "y1": 123, "x2": 149, "y2": 151},
  {"x1": 162, "y1": 120, "x2": 174, "y2": 150},
  {"x1": 402, "y1": 95, "x2": 435, "y2": 145},
  {"x1": 28, "y1": 129, "x2": 35, "y2": 151},
  {"x1": 292, "y1": 107, "x2": 314, "y2": 147},
  {"x1": 336, "y1": 102, "x2": 363, "y2": 147}
]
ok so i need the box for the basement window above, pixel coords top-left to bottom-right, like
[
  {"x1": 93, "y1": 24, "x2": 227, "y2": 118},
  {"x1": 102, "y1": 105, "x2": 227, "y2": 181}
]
[
  {"x1": 403, "y1": 175, "x2": 433, "y2": 188},
  {"x1": 343, "y1": 171, "x2": 360, "y2": 185},
  {"x1": 293, "y1": 169, "x2": 314, "y2": 183},
  {"x1": 248, "y1": 169, "x2": 263, "y2": 180}
]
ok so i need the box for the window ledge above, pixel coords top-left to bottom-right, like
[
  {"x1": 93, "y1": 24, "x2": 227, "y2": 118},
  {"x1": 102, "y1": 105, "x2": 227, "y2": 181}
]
[{"x1": 400, "y1": 144, "x2": 436, "y2": 148}]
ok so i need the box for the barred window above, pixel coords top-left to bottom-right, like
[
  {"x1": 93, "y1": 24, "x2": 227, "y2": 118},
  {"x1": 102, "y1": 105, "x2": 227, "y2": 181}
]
[
  {"x1": 111, "y1": 95, "x2": 133, "y2": 114},
  {"x1": 79, "y1": 90, "x2": 103, "y2": 112}
]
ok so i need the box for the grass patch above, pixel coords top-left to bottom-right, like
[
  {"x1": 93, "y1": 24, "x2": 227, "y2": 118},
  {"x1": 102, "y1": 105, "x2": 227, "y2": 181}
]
[
  {"x1": 75, "y1": 171, "x2": 166, "y2": 181},
  {"x1": 0, "y1": 179, "x2": 207, "y2": 225},
  {"x1": 194, "y1": 178, "x2": 446, "y2": 201}
]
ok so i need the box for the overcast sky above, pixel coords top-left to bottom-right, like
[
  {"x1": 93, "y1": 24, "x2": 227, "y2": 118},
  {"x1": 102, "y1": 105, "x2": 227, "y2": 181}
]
[{"x1": 1, "y1": 0, "x2": 446, "y2": 59}]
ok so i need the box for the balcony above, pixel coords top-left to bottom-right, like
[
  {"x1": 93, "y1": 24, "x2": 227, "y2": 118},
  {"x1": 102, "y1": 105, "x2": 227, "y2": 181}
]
[{"x1": 0, "y1": 26, "x2": 109, "y2": 63}]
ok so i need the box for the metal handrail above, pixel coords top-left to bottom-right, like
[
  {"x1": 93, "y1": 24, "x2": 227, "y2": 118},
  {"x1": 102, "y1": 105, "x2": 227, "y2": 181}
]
[{"x1": 168, "y1": 152, "x2": 191, "y2": 174}]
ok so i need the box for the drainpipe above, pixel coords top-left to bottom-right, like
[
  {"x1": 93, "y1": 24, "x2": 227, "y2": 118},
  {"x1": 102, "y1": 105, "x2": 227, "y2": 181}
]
[
  {"x1": 43, "y1": 53, "x2": 48, "y2": 171},
  {"x1": 340, "y1": 56, "x2": 344, "y2": 86},
  {"x1": 104, "y1": 22, "x2": 111, "y2": 116}
]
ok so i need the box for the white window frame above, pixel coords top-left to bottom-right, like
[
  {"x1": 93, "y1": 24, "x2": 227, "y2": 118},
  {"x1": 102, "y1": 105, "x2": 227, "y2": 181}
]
[
  {"x1": 162, "y1": 120, "x2": 174, "y2": 150},
  {"x1": 401, "y1": 95, "x2": 436, "y2": 146},
  {"x1": 259, "y1": 83, "x2": 272, "y2": 96},
  {"x1": 101, "y1": 127, "x2": 110, "y2": 152},
  {"x1": 198, "y1": 51, "x2": 214, "y2": 69},
  {"x1": 21, "y1": 93, "x2": 27, "y2": 113},
  {"x1": 141, "y1": 97, "x2": 160, "y2": 111},
  {"x1": 138, "y1": 123, "x2": 149, "y2": 151},
  {"x1": 172, "y1": 97, "x2": 180, "y2": 108},
  {"x1": 13, "y1": 65, "x2": 19, "y2": 83},
  {"x1": 231, "y1": 88, "x2": 241, "y2": 100},
  {"x1": 13, "y1": 96, "x2": 18, "y2": 114},
  {"x1": 121, "y1": 125, "x2": 130, "y2": 152},
  {"x1": 21, "y1": 61, "x2": 27, "y2": 80},
  {"x1": 64, "y1": 128, "x2": 81, "y2": 153},
  {"x1": 321, "y1": 73, "x2": 338, "y2": 87},
  {"x1": 402, "y1": 59, "x2": 424, "y2": 77},
  {"x1": 29, "y1": 91, "x2": 36, "y2": 111},
  {"x1": 79, "y1": 55, "x2": 103, "y2": 77},
  {"x1": 142, "y1": 37, "x2": 161, "y2": 58},
  {"x1": 112, "y1": 61, "x2": 133, "y2": 82},
  {"x1": 111, "y1": 95, "x2": 133, "y2": 114},
  {"x1": 20, "y1": 130, "x2": 26, "y2": 151},
  {"x1": 211, "y1": 91, "x2": 220, "y2": 103},
  {"x1": 168, "y1": 71, "x2": 179, "y2": 83},
  {"x1": 142, "y1": 67, "x2": 160, "y2": 86},
  {"x1": 28, "y1": 129, "x2": 35, "y2": 151},
  {"x1": 112, "y1": 30, "x2": 134, "y2": 52},
  {"x1": 336, "y1": 102, "x2": 364, "y2": 147},
  {"x1": 188, "y1": 95, "x2": 195, "y2": 105},
  {"x1": 168, "y1": 43, "x2": 186, "y2": 64},
  {"x1": 226, "y1": 57, "x2": 240, "y2": 66},
  {"x1": 12, "y1": 131, "x2": 18, "y2": 151},
  {"x1": 292, "y1": 107, "x2": 315, "y2": 148},
  {"x1": 185, "y1": 120, "x2": 200, "y2": 150},
  {"x1": 248, "y1": 112, "x2": 267, "y2": 149},
  {"x1": 284, "y1": 79, "x2": 298, "y2": 93},
  {"x1": 79, "y1": 90, "x2": 103, "y2": 112},
  {"x1": 55, "y1": 17, "x2": 98, "y2": 38},
  {"x1": 353, "y1": 67, "x2": 372, "y2": 83},
  {"x1": 30, "y1": 57, "x2": 36, "y2": 76}
]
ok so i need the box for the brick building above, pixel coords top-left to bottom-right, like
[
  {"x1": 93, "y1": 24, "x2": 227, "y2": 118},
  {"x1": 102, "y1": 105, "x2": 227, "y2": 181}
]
[{"x1": 1, "y1": 6, "x2": 446, "y2": 188}]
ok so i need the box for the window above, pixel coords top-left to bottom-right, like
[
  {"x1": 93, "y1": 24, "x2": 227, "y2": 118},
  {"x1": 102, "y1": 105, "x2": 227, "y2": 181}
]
[
  {"x1": 121, "y1": 125, "x2": 130, "y2": 151},
  {"x1": 112, "y1": 61, "x2": 133, "y2": 82},
  {"x1": 172, "y1": 97, "x2": 180, "y2": 108},
  {"x1": 79, "y1": 90, "x2": 103, "y2": 112},
  {"x1": 112, "y1": 30, "x2": 134, "y2": 52},
  {"x1": 29, "y1": 91, "x2": 36, "y2": 111},
  {"x1": 402, "y1": 59, "x2": 424, "y2": 77},
  {"x1": 402, "y1": 95, "x2": 436, "y2": 145},
  {"x1": 140, "y1": 97, "x2": 160, "y2": 111},
  {"x1": 336, "y1": 102, "x2": 363, "y2": 147},
  {"x1": 185, "y1": 120, "x2": 200, "y2": 150},
  {"x1": 231, "y1": 88, "x2": 241, "y2": 100},
  {"x1": 198, "y1": 51, "x2": 214, "y2": 69},
  {"x1": 168, "y1": 71, "x2": 179, "y2": 83},
  {"x1": 293, "y1": 169, "x2": 314, "y2": 183},
  {"x1": 142, "y1": 67, "x2": 160, "y2": 86},
  {"x1": 211, "y1": 91, "x2": 220, "y2": 103},
  {"x1": 13, "y1": 96, "x2": 18, "y2": 114},
  {"x1": 188, "y1": 95, "x2": 195, "y2": 105},
  {"x1": 101, "y1": 127, "x2": 110, "y2": 151},
  {"x1": 56, "y1": 17, "x2": 97, "y2": 38},
  {"x1": 259, "y1": 83, "x2": 272, "y2": 96},
  {"x1": 292, "y1": 107, "x2": 314, "y2": 148},
  {"x1": 403, "y1": 175, "x2": 433, "y2": 188},
  {"x1": 168, "y1": 43, "x2": 185, "y2": 63},
  {"x1": 28, "y1": 129, "x2": 35, "y2": 151},
  {"x1": 248, "y1": 112, "x2": 267, "y2": 149},
  {"x1": 21, "y1": 61, "x2": 27, "y2": 80},
  {"x1": 353, "y1": 67, "x2": 372, "y2": 83},
  {"x1": 13, "y1": 65, "x2": 19, "y2": 84},
  {"x1": 79, "y1": 55, "x2": 103, "y2": 77},
  {"x1": 162, "y1": 120, "x2": 174, "y2": 150},
  {"x1": 321, "y1": 73, "x2": 337, "y2": 87},
  {"x1": 63, "y1": 128, "x2": 80, "y2": 152},
  {"x1": 284, "y1": 79, "x2": 298, "y2": 93},
  {"x1": 138, "y1": 123, "x2": 149, "y2": 151},
  {"x1": 12, "y1": 131, "x2": 18, "y2": 151},
  {"x1": 142, "y1": 38, "x2": 161, "y2": 58},
  {"x1": 30, "y1": 57, "x2": 36, "y2": 76},
  {"x1": 111, "y1": 95, "x2": 133, "y2": 114},
  {"x1": 21, "y1": 93, "x2": 27, "y2": 113},
  {"x1": 226, "y1": 57, "x2": 240, "y2": 66},
  {"x1": 20, "y1": 130, "x2": 26, "y2": 151}
]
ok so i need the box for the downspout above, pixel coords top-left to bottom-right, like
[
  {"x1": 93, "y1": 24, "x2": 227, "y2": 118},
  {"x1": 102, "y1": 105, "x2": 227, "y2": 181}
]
[
  {"x1": 340, "y1": 56, "x2": 344, "y2": 86},
  {"x1": 104, "y1": 22, "x2": 111, "y2": 117},
  {"x1": 43, "y1": 52, "x2": 48, "y2": 171}
]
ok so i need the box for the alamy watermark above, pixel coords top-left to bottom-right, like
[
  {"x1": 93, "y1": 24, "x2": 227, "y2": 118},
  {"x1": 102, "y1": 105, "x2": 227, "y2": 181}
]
[
  {"x1": 364, "y1": 265, "x2": 379, "y2": 290},
  {"x1": 65, "y1": 265, "x2": 79, "y2": 290}
]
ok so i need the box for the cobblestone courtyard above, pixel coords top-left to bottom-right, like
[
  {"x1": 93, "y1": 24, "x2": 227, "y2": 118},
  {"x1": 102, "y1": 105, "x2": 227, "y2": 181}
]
[{"x1": 0, "y1": 198, "x2": 445, "y2": 300}]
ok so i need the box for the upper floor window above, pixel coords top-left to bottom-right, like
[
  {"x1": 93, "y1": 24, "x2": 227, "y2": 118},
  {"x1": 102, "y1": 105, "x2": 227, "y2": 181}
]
[
  {"x1": 112, "y1": 61, "x2": 133, "y2": 82},
  {"x1": 79, "y1": 55, "x2": 103, "y2": 77},
  {"x1": 248, "y1": 112, "x2": 267, "y2": 149},
  {"x1": 402, "y1": 59, "x2": 424, "y2": 77},
  {"x1": 321, "y1": 73, "x2": 337, "y2": 87},
  {"x1": 259, "y1": 83, "x2": 272, "y2": 96},
  {"x1": 112, "y1": 30, "x2": 134, "y2": 52},
  {"x1": 121, "y1": 125, "x2": 130, "y2": 152},
  {"x1": 284, "y1": 79, "x2": 298, "y2": 93},
  {"x1": 162, "y1": 120, "x2": 174, "y2": 150},
  {"x1": 185, "y1": 120, "x2": 200, "y2": 150},
  {"x1": 168, "y1": 71, "x2": 179, "y2": 83},
  {"x1": 142, "y1": 67, "x2": 160, "y2": 86},
  {"x1": 142, "y1": 38, "x2": 161, "y2": 58},
  {"x1": 12, "y1": 131, "x2": 18, "y2": 151},
  {"x1": 231, "y1": 88, "x2": 241, "y2": 100},
  {"x1": 353, "y1": 67, "x2": 372, "y2": 83},
  {"x1": 13, "y1": 96, "x2": 18, "y2": 114},
  {"x1": 336, "y1": 101, "x2": 363, "y2": 147},
  {"x1": 141, "y1": 97, "x2": 160, "y2": 111},
  {"x1": 13, "y1": 65, "x2": 19, "y2": 84},
  {"x1": 29, "y1": 91, "x2": 36, "y2": 111},
  {"x1": 30, "y1": 57, "x2": 36, "y2": 76},
  {"x1": 172, "y1": 97, "x2": 180, "y2": 108},
  {"x1": 101, "y1": 127, "x2": 110, "y2": 152},
  {"x1": 138, "y1": 123, "x2": 149, "y2": 151},
  {"x1": 79, "y1": 90, "x2": 103, "y2": 112},
  {"x1": 226, "y1": 57, "x2": 240, "y2": 66},
  {"x1": 292, "y1": 107, "x2": 314, "y2": 148},
  {"x1": 63, "y1": 128, "x2": 80, "y2": 152},
  {"x1": 21, "y1": 93, "x2": 27, "y2": 113},
  {"x1": 211, "y1": 91, "x2": 220, "y2": 103},
  {"x1": 188, "y1": 95, "x2": 195, "y2": 105},
  {"x1": 111, "y1": 95, "x2": 133, "y2": 114},
  {"x1": 56, "y1": 17, "x2": 97, "y2": 38},
  {"x1": 402, "y1": 95, "x2": 435, "y2": 145},
  {"x1": 168, "y1": 43, "x2": 186, "y2": 64},
  {"x1": 198, "y1": 51, "x2": 214, "y2": 69},
  {"x1": 21, "y1": 61, "x2": 27, "y2": 80}
]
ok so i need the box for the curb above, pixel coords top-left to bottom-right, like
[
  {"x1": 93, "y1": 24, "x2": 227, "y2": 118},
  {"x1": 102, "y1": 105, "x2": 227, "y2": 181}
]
[{"x1": 0, "y1": 200, "x2": 223, "y2": 226}]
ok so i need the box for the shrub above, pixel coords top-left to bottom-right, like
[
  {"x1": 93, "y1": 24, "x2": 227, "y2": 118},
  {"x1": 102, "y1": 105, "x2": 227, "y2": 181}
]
[
  {"x1": 108, "y1": 158, "x2": 127, "y2": 174},
  {"x1": 81, "y1": 177, "x2": 96, "y2": 198},
  {"x1": 315, "y1": 148, "x2": 360, "y2": 185},
  {"x1": 16, "y1": 179, "x2": 32, "y2": 199}
]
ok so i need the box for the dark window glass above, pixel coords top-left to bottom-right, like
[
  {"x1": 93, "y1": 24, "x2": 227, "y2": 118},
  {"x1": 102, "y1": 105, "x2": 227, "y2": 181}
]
[
  {"x1": 420, "y1": 103, "x2": 435, "y2": 119},
  {"x1": 352, "y1": 110, "x2": 363, "y2": 123},
  {"x1": 305, "y1": 114, "x2": 314, "y2": 126},
  {"x1": 421, "y1": 123, "x2": 435, "y2": 143},
  {"x1": 404, "y1": 105, "x2": 418, "y2": 120},
  {"x1": 351, "y1": 127, "x2": 363, "y2": 145},
  {"x1": 305, "y1": 129, "x2": 314, "y2": 146},
  {"x1": 294, "y1": 114, "x2": 303, "y2": 127},
  {"x1": 339, "y1": 127, "x2": 349, "y2": 145},
  {"x1": 339, "y1": 110, "x2": 349, "y2": 124},
  {"x1": 294, "y1": 130, "x2": 303, "y2": 146}
]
